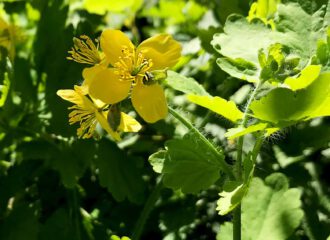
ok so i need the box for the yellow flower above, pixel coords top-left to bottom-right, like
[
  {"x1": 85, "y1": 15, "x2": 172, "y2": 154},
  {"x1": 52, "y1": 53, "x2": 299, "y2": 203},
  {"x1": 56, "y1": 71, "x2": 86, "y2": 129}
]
[
  {"x1": 83, "y1": 30, "x2": 182, "y2": 123},
  {"x1": 57, "y1": 85, "x2": 141, "y2": 140},
  {"x1": 0, "y1": 16, "x2": 20, "y2": 60}
]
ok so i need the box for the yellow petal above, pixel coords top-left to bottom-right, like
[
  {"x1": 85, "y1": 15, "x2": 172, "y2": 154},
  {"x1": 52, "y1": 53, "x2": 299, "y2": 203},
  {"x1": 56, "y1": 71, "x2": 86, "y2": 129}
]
[
  {"x1": 88, "y1": 68, "x2": 131, "y2": 104},
  {"x1": 137, "y1": 34, "x2": 182, "y2": 71},
  {"x1": 82, "y1": 64, "x2": 105, "y2": 86},
  {"x1": 96, "y1": 111, "x2": 121, "y2": 141},
  {"x1": 100, "y1": 29, "x2": 134, "y2": 66},
  {"x1": 131, "y1": 83, "x2": 168, "y2": 123},
  {"x1": 119, "y1": 112, "x2": 142, "y2": 132},
  {"x1": 57, "y1": 89, "x2": 82, "y2": 105}
]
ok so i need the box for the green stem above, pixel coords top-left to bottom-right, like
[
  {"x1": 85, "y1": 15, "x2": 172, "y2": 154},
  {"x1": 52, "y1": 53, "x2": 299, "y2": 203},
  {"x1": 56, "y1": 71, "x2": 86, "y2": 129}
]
[
  {"x1": 131, "y1": 177, "x2": 163, "y2": 240},
  {"x1": 69, "y1": 188, "x2": 81, "y2": 240},
  {"x1": 233, "y1": 205, "x2": 241, "y2": 240},
  {"x1": 233, "y1": 81, "x2": 263, "y2": 240},
  {"x1": 168, "y1": 106, "x2": 235, "y2": 180}
]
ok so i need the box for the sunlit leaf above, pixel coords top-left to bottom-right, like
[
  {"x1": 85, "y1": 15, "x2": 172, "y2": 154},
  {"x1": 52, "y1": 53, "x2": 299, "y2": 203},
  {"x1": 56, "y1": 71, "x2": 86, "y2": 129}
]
[
  {"x1": 216, "y1": 181, "x2": 246, "y2": 215},
  {"x1": 217, "y1": 173, "x2": 304, "y2": 240},
  {"x1": 250, "y1": 72, "x2": 330, "y2": 125},
  {"x1": 188, "y1": 94, "x2": 243, "y2": 122},
  {"x1": 83, "y1": 0, "x2": 142, "y2": 15},
  {"x1": 225, "y1": 123, "x2": 268, "y2": 140},
  {"x1": 148, "y1": 150, "x2": 166, "y2": 174},
  {"x1": 212, "y1": 3, "x2": 326, "y2": 82},
  {"x1": 165, "y1": 71, "x2": 209, "y2": 96},
  {"x1": 284, "y1": 65, "x2": 321, "y2": 90}
]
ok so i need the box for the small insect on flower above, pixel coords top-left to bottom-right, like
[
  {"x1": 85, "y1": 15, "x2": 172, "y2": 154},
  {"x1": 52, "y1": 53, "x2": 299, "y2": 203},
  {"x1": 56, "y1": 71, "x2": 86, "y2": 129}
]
[
  {"x1": 82, "y1": 30, "x2": 182, "y2": 123},
  {"x1": 56, "y1": 85, "x2": 141, "y2": 140}
]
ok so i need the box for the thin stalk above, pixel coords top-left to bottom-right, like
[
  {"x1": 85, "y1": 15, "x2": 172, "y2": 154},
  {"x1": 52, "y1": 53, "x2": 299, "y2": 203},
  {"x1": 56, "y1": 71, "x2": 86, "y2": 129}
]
[
  {"x1": 233, "y1": 80, "x2": 263, "y2": 240},
  {"x1": 131, "y1": 177, "x2": 163, "y2": 240},
  {"x1": 168, "y1": 106, "x2": 235, "y2": 180}
]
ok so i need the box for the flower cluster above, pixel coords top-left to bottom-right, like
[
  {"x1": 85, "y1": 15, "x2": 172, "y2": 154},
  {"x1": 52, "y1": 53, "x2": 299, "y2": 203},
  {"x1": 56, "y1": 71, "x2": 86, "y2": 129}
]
[{"x1": 57, "y1": 29, "x2": 181, "y2": 139}]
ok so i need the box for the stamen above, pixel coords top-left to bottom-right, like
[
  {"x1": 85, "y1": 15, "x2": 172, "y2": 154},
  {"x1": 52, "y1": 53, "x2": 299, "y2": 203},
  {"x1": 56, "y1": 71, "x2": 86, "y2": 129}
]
[
  {"x1": 67, "y1": 35, "x2": 101, "y2": 65},
  {"x1": 68, "y1": 104, "x2": 97, "y2": 138}
]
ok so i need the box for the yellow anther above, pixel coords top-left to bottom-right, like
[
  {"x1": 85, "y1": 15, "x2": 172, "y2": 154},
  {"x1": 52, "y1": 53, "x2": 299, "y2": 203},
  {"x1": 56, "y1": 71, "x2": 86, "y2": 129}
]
[{"x1": 67, "y1": 35, "x2": 102, "y2": 65}]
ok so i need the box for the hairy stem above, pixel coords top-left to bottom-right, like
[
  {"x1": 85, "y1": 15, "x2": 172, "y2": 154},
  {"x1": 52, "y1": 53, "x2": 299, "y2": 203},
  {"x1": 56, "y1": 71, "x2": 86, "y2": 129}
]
[
  {"x1": 131, "y1": 177, "x2": 163, "y2": 240},
  {"x1": 233, "y1": 80, "x2": 263, "y2": 240},
  {"x1": 168, "y1": 106, "x2": 235, "y2": 180}
]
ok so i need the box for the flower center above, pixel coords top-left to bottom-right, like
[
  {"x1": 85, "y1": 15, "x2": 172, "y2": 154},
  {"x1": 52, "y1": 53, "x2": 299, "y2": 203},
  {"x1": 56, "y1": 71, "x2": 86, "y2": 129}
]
[{"x1": 114, "y1": 47, "x2": 153, "y2": 83}]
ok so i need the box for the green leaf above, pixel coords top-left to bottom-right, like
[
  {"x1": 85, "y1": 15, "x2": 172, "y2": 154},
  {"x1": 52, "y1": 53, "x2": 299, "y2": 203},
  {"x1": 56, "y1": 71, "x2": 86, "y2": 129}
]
[
  {"x1": 111, "y1": 236, "x2": 131, "y2": 240},
  {"x1": 284, "y1": 65, "x2": 321, "y2": 90},
  {"x1": 50, "y1": 140, "x2": 95, "y2": 188},
  {"x1": 39, "y1": 208, "x2": 75, "y2": 240},
  {"x1": 225, "y1": 123, "x2": 268, "y2": 140},
  {"x1": 165, "y1": 70, "x2": 209, "y2": 96},
  {"x1": 83, "y1": 0, "x2": 142, "y2": 15},
  {"x1": 148, "y1": 150, "x2": 166, "y2": 174},
  {"x1": 217, "y1": 173, "x2": 304, "y2": 240},
  {"x1": 212, "y1": 15, "x2": 273, "y2": 68},
  {"x1": 216, "y1": 222, "x2": 233, "y2": 240},
  {"x1": 250, "y1": 72, "x2": 330, "y2": 125},
  {"x1": 273, "y1": 145, "x2": 305, "y2": 168},
  {"x1": 212, "y1": 3, "x2": 326, "y2": 82},
  {"x1": 241, "y1": 173, "x2": 303, "y2": 240},
  {"x1": 0, "y1": 204, "x2": 38, "y2": 240},
  {"x1": 216, "y1": 181, "x2": 246, "y2": 215},
  {"x1": 247, "y1": 0, "x2": 280, "y2": 24},
  {"x1": 216, "y1": 155, "x2": 254, "y2": 215},
  {"x1": 187, "y1": 94, "x2": 243, "y2": 122},
  {"x1": 216, "y1": 57, "x2": 259, "y2": 83},
  {"x1": 162, "y1": 132, "x2": 225, "y2": 194},
  {"x1": 95, "y1": 139, "x2": 145, "y2": 203}
]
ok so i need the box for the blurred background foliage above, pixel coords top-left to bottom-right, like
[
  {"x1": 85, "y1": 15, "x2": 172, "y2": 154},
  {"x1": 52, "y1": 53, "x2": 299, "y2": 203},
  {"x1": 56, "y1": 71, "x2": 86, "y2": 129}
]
[{"x1": 0, "y1": 0, "x2": 329, "y2": 239}]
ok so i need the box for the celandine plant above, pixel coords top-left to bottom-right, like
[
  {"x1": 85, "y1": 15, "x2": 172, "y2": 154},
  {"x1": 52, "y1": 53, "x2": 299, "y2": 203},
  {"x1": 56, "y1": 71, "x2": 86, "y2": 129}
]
[{"x1": 57, "y1": 1, "x2": 330, "y2": 240}]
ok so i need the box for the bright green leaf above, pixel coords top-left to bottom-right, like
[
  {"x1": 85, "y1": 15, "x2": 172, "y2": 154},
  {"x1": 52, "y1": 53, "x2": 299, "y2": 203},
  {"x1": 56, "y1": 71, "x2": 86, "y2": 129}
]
[
  {"x1": 212, "y1": 3, "x2": 326, "y2": 82},
  {"x1": 250, "y1": 72, "x2": 330, "y2": 125},
  {"x1": 165, "y1": 71, "x2": 209, "y2": 96},
  {"x1": 187, "y1": 94, "x2": 243, "y2": 122},
  {"x1": 217, "y1": 173, "x2": 304, "y2": 240},
  {"x1": 162, "y1": 132, "x2": 225, "y2": 194},
  {"x1": 111, "y1": 236, "x2": 131, "y2": 240},
  {"x1": 148, "y1": 150, "x2": 166, "y2": 174},
  {"x1": 247, "y1": 0, "x2": 280, "y2": 25},
  {"x1": 216, "y1": 155, "x2": 254, "y2": 215},
  {"x1": 83, "y1": 0, "x2": 142, "y2": 15},
  {"x1": 241, "y1": 173, "x2": 303, "y2": 240},
  {"x1": 216, "y1": 222, "x2": 233, "y2": 240},
  {"x1": 216, "y1": 57, "x2": 259, "y2": 83},
  {"x1": 216, "y1": 181, "x2": 246, "y2": 215},
  {"x1": 225, "y1": 123, "x2": 268, "y2": 140},
  {"x1": 284, "y1": 65, "x2": 321, "y2": 90}
]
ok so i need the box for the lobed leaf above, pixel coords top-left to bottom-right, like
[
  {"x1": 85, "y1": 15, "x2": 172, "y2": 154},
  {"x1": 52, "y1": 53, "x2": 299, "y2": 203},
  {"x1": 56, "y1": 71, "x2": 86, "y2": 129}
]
[
  {"x1": 250, "y1": 72, "x2": 330, "y2": 125},
  {"x1": 187, "y1": 94, "x2": 243, "y2": 122},
  {"x1": 217, "y1": 173, "x2": 304, "y2": 240},
  {"x1": 165, "y1": 70, "x2": 209, "y2": 96},
  {"x1": 162, "y1": 132, "x2": 225, "y2": 194}
]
